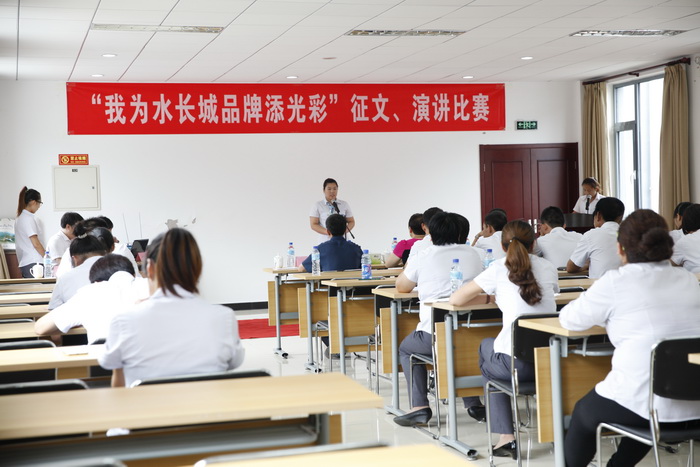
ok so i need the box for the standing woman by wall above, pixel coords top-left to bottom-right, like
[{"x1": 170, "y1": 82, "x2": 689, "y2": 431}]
[
  {"x1": 15, "y1": 187, "x2": 45, "y2": 278},
  {"x1": 309, "y1": 178, "x2": 355, "y2": 242}
]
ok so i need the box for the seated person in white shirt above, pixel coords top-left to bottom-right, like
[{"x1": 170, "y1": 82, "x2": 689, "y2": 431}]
[
  {"x1": 671, "y1": 203, "x2": 700, "y2": 273},
  {"x1": 97, "y1": 216, "x2": 141, "y2": 277},
  {"x1": 567, "y1": 197, "x2": 625, "y2": 279},
  {"x1": 559, "y1": 209, "x2": 700, "y2": 467},
  {"x1": 99, "y1": 228, "x2": 245, "y2": 388},
  {"x1": 406, "y1": 207, "x2": 443, "y2": 263},
  {"x1": 35, "y1": 254, "x2": 149, "y2": 344},
  {"x1": 473, "y1": 209, "x2": 507, "y2": 260},
  {"x1": 55, "y1": 217, "x2": 110, "y2": 278},
  {"x1": 669, "y1": 201, "x2": 692, "y2": 244},
  {"x1": 46, "y1": 212, "x2": 83, "y2": 269},
  {"x1": 48, "y1": 224, "x2": 113, "y2": 310},
  {"x1": 535, "y1": 206, "x2": 582, "y2": 268},
  {"x1": 392, "y1": 212, "x2": 483, "y2": 427}
]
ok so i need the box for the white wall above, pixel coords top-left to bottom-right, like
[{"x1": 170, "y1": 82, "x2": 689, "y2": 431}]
[{"x1": 0, "y1": 80, "x2": 581, "y2": 304}]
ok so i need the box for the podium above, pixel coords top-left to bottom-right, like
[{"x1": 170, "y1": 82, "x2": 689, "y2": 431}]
[{"x1": 564, "y1": 213, "x2": 594, "y2": 234}]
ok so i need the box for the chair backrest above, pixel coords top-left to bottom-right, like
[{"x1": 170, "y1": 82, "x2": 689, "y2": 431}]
[
  {"x1": 512, "y1": 313, "x2": 560, "y2": 363},
  {"x1": 0, "y1": 339, "x2": 55, "y2": 351},
  {"x1": 651, "y1": 336, "x2": 700, "y2": 401},
  {"x1": 0, "y1": 318, "x2": 33, "y2": 324},
  {"x1": 130, "y1": 369, "x2": 271, "y2": 387},
  {"x1": 0, "y1": 378, "x2": 88, "y2": 395}
]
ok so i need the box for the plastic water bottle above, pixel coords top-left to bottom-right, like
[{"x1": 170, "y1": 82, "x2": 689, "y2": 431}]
[
  {"x1": 390, "y1": 237, "x2": 398, "y2": 252},
  {"x1": 361, "y1": 249, "x2": 372, "y2": 279},
  {"x1": 286, "y1": 242, "x2": 295, "y2": 268},
  {"x1": 450, "y1": 259, "x2": 463, "y2": 293},
  {"x1": 43, "y1": 251, "x2": 53, "y2": 278},
  {"x1": 483, "y1": 248, "x2": 495, "y2": 270},
  {"x1": 311, "y1": 246, "x2": 321, "y2": 276}
]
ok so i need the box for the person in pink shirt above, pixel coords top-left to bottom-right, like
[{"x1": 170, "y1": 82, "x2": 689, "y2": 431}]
[{"x1": 384, "y1": 213, "x2": 425, "y2": 268}]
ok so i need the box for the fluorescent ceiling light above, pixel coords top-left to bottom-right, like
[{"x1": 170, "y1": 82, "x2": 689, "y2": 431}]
[
  {"x1": 92, "y1": 24, "x2": 223, "y2": 33},
  {"x1": 571, "y1": 29, "x2": 685, "y2": 37},
  {"x1": 346, "y1": 29, "x2": 465, "y2": 37}
]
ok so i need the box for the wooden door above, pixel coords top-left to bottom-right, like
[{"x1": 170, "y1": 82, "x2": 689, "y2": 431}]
[{"x1": 480, "y1": 143, "x2": 578, "y2": 222}]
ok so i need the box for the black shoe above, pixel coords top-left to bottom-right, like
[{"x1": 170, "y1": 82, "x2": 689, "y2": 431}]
[
  {"x1": 393, "y1": 407, "x2": 432, "y2": 427},
  {"x1": 492, "y1": 440, "x2": 517, "y2": 459},
  {"x1": 467, "y1": 405, "x2": 486, "y2": 423}
]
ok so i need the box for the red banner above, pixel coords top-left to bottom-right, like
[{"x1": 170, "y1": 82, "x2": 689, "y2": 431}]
[{"x1": 66, "y1": 82, "x2": 505, "y2": 135}]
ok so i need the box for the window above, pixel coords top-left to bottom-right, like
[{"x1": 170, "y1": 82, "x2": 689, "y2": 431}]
[{"x1": 613, "y1": 76, "x2": 663, "y2": 212}]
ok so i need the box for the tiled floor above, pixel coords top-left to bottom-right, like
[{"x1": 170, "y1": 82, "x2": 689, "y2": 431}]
[{"x1": 236, "y1": 313, "x2": 694, "y2": 466}]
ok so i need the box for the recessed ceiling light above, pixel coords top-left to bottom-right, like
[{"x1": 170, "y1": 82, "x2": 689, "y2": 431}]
[
  {"x1": 286, "y1": 75, "x2": 298, "y2": 79},
  {"x1": 521, "y1": 56, "x2": 533, "y2": 60},
  {"x1": 322, "y1": 57, "x2": 336, "y2": 60},
  {"x1": 571, "y1": 29, "x2": 686, "y2": 37},
  {"x1": 102, "y1": 53, "x2": 117, "y2": 58},
  {"x1": 462, "y1": 75, "x2": 474, "y2": 79},
  {"x1": 91, "y1": 24, "x2": 223, "y2": 33},
  {"x1": 91, "y1": 74, "x2": 104, "y2": 78},
  {"x1": 346, "y1": 29, "x2": 465, "y2": 37}
]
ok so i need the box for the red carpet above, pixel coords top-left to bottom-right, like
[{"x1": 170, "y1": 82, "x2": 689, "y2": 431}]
[{"x1": 238, "y1": 319, "x2": 299, "y2": 340}]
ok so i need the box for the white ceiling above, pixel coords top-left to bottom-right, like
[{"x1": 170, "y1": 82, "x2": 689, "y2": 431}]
[{"x1": 1, "y1": 0, "x2": 699, "y2": 83}]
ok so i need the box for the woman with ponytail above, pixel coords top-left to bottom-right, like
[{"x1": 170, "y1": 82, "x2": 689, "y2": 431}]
[
  {"x1": 14, "y1": 186, "x2": 45, "y2": 277},
  {"x1": 560, "y1": 210, "x2": 700, "y2": 467},
  {"x1": 450, "y1": 220, "x2": 559, "y2": 458},
  {"x1": 99, "y1": 228, "x2": 245, "y2": 388}
]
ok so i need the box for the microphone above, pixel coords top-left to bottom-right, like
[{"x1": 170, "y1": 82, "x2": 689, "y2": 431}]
[
  {"x1": 332, "y1": 201, "x2": 355, "y2": 239},
  {"x1": 585, "y1": 195, "x2": 591, "y2": 213}
]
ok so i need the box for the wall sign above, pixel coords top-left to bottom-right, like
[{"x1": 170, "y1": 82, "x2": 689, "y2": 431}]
[
  {"x1": 67, "y1": 82, "x2": 506, "y2": 135},
  {"x1": 515, "y1": 120, "x2": 538, "y2": 130},
  {"x1": 59, "y1": 154, "x2": 89, "y2": 165}
]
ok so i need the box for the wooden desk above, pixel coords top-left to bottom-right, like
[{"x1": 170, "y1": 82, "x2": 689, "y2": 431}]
[
  {"x1": 558, "y1": 278, "x2": 595, "y2": 289},
  {"x1": 0, "y1": 344, "x2": 102, "y2": 372},
  {"x1": 429, "y1": 291, "x2": 583, "y2": 459},
  {"x1": 0, "y1": 292, "x2": 52, "y2": 305},
  {"x1": 211, "y1": 444, "x2": 476, "y2": 467},
  {"x1": 0, "y1": 277, "x2": 56, "y2": 285},
  {"x1": 519, "y1": 317, "x2": 609, "y2": 467},
  {"x1": 0, "y1": 283, "x2": 54, "y2": 294},
  {"x1": 690, "y1": 353, "x2": 700, "y2": 365},
  {"x1": 0, "y1": 304, "x2": 49, "y2": 320},
  {"x1": 0, "y1": 373, "x2": 382, "y2": 464},
  {"x1": 264, "y1": 267, "x2": 303, "y2": 359},
  {"x1": 0, "y1": 321, "x2": 85, "y2": 340},
  {"x1": 322, "y1": 278, "x2": 396, "y2": 374},
  {"x1": 371, "y1": 287, "x2": 418, "y2": 415}
]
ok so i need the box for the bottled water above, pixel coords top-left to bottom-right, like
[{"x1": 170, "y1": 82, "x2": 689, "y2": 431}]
[
  {"x1": 450, "y1": 258, "x2": 463, "y2": 293},
  {"x1": 390, "y1": 237, "x2": 398, "y2": 252},
  {"x1": 361, "y1": 249, "x2": 372, "y2": 279},
  {"x1": 311, "y1": 246, "x2": 321, "y2": 276},
  {"x1": 483, "y1": 248, "x2": 495, "y2": 269},
  {"x1": 286, "y1": 242, "x2": 295, "y2": 268},
  {"x1": 43, "y1": 251, "x2": 53, "y2": 278}
]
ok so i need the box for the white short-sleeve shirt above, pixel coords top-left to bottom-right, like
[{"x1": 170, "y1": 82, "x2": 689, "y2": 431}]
[
  {"x1": 669, "y1": 229, "x2": 684, "y2": 244},
  {"x1": 404, "y1": 243, "x2": 483, "y2": 333},
  {"x1": 569, "y1": 221, "x2": 621, "y2": 278},
  {"x1": 536, "y1": 227, "x2": 583, "y2": 269},
  {"x1": 474, "y1": 231, "x2": 505, "y2": 260},
  {"x1": 559, "y1": 261, "x2": 700, "y2": 421},
  {"x1": 671, "y1": 230, "x2": 700, "y2": 273},
  {"x1": 47, "y1": 230, "x2": 71, "y2": 265},
  {"x1": 49, "y1": 271, "x2": 149, "y2": 343},
  {"x1": 310, "y1": 199, "x2": 353, "y2": 242},
  {"x1": 474, "y1": 255, "x2": 559, "y2": 355},
  {"x1": 98, "y1": 286, "x2": 245, "y2": 387},
  {"x1": 48, "y1": 255, "x2": 101, "y2": 310},
  {"x1": 407, "y1": 235, "x2": 432, "y2": 262},
  {"x1": 14, "y1": 209, "x2": 42, "y2": 267},
  {"x1": 572, "y1": 194, "x2": 605, "y2": 214},
  {"x1": 56, "y1": 241, "x2": 141, "y2": 278}
]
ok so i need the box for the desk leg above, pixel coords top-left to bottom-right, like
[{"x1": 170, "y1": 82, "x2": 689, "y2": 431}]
[
  {"x1": 438, "y1": 312, "x2": 478, "y2": 460},
  {"x1": 273, "y1": 275, "x2": 288, "y2": 358},
  {"x1": 551, "y1": 336, "x2": 565, "y2": 467},
  {"x1": 385, "y1": 298, "x2": 404, "y2": 416},
  {"x1": 305, "y1": 282, "x2": 320, "y2": 373},
  {"x1": 338, "y1": 288, "x2": 347, "y2": 374}
]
